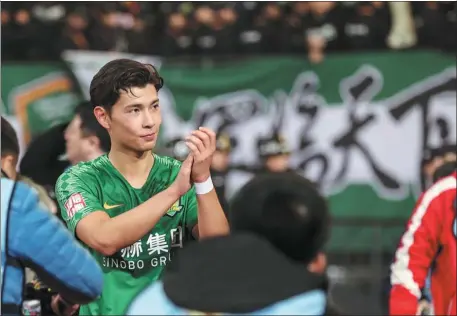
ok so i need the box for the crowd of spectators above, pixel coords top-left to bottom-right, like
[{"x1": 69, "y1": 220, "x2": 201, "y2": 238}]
[{"x1": 2, "y1": 1, "x2": 456, "y2": 62}]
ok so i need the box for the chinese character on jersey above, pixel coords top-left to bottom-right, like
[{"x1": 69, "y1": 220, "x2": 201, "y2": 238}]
[
  {"x1": 64, "y1": 193, "x2": 86, "y2": 218},
  {"x1": 121, "y1": 240, "x2": 143, "y2": 258},
  {"x1": 170, "y1": 226, "x2": 183, "y2": 248},
  {"x1": 147, "y1": 233, "x2": 168, "y2": 255}
]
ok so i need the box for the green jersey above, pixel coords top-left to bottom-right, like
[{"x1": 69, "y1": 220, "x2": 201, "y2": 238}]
[{"x1": 55, "y1": 154, "x2": 198, "y2": 315}]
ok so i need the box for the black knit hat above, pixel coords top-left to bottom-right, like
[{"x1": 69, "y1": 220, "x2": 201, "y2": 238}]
[
  {"x1": 229, "y1": 172, "x2": 330, "y2": 263},
  {"x1": 422, "y1": 147, "x2": 442, "y2": 165},
  {"x1": 216, "y1": 132, "x2": 237, "y2": 153},
  {"x1": 257, "y1": 133, "x2": 289, "y2": 158}
]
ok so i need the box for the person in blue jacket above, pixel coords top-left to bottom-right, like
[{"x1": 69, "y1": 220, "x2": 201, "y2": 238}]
[
  {"x1": 1, "y1": 116, "x2": 103, "y2": 315},
  {"x1": 127, "y1": 172, "x2": 334, "y2": 315},
  {"x1": 1, "y1": 177, "x2": 103, "y2": 315}
]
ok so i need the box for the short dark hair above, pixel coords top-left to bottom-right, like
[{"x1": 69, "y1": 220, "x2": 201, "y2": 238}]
[
  {"x1": 229, "y1": 172, "x2": 331, "y2": 263},
  {"x1": 89, "y1": 59, "x2": 164, "y2": 111},
  {"x1": 74, "y1": 102, "x2": 111, "y2": 152},
  {"x1": 1, "y1": 116, "x2": 20, "y2": 158}
]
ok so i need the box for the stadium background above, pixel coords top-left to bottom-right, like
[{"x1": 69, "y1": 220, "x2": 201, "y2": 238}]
[{"x1": 2, "y1": 1, "x2": 456, "y2": 314}]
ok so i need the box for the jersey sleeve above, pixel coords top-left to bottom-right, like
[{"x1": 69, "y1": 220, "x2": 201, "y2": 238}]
[
  {"x1": 55, "y1": 168, "x2": 104, "y2": 235},
  {"x1": 184, "y1": 186, "x2": 198, "y2": 230}
]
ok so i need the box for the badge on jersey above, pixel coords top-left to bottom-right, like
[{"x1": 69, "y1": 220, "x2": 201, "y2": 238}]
[
  {"x1": 64, "y1": 193, "x2": 86, "y2": 218},
  {"x1": 167, "y1": 198, "x2": 183, "y2": 217}
]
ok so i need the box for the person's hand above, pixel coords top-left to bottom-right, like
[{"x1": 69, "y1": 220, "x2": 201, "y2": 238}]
[
  {"x1": 51, "y1": 295, "x2": 79, "y2": 316},
  {"x1": 170, "y1": 154, "x2": 194, "y2": 196},
  {"x1": 185, "y1": 127, "x2": 216, "y2": 183},
  {"x1": 417, "y1": 299, "x2": 433, "y2": 315}
]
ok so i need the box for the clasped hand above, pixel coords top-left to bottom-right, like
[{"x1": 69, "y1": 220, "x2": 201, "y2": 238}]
[
  {"x1": 172, "y1": 127, "x2": 216, "y2": 196},
  {"x1": 185, "y1": 127, "x2": 216, "y2": 183}
]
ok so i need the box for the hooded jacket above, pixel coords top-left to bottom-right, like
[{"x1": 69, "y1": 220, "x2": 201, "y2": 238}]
[{"x1": 127, "y1": 233, "x2": 328, "y2": 315}]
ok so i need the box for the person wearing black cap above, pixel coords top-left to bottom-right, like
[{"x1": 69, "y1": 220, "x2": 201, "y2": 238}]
[
  {"x1": 127, "y1": 172, "x2": 339, "y2": 315},
  {"x1": 210, "y1": 132, "x2": 234, "y2": 213},
  {"x1": 230, "y1": 172, "x2": 339, "y2": 315},
  {"x1": 257, "y1": 133, "x2": 294, "y2": 173},
  {"x1": 421, "y1": 147, "x2": 445, "y2": 190},
  {"x1": 431, "y1": 144, "x2": 456, "y2": 182},
  {"x1": 421, "y1": 145, "x2": 457, "y2": 190}
]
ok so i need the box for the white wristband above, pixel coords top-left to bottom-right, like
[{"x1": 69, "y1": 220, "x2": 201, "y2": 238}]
[{"x1": 194, "y1": 177, "x2": 214, "y2": 195}]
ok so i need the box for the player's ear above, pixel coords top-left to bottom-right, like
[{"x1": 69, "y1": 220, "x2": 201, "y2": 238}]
[
  {"x1": 1, "y1": 154, "x2": 17, "y2": 177},
  {"x1": 94, "y1": 106, "x2": 110, "y2": 129}
]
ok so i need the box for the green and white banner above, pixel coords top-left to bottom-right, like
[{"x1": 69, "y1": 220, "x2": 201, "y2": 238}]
[
  {"x1": 1, "y1": 62, "x2": 81, "y2": 149},
  {"x1": 64, "y1": 51, "x2": 456, "y2": 251}
]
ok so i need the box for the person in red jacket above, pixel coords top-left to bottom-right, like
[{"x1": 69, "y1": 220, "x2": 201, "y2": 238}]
[{"x1": 390, "y1": 171, "x2": 456, "y2": 315}]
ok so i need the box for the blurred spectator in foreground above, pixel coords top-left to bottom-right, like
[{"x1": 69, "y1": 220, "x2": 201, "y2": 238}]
[
  {"x1": 1, "y1": 176, "x2": 104, "y2": 316},
  {"x1": 1, "y1": 116, "x2": 104, "y2": 316},
  {"x1": 2, "y1": 116, "x2": 56, "y2": 214},
  {"x1": 20, "y1": 102, "x2": 110, "y2": 208},
  {"x1": 390, "y1": 170, "x2": 456, "y2": 315},
  {"x1": 128, "y1": 172, "x2": 337, "y2": 315},
  {"x1": 230, "y1": 172, "x2": 340, "y2": 314}
]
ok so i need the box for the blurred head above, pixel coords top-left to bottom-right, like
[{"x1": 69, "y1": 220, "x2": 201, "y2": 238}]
[
  {"x1": 65, "y1": 102, "x2": 110, "y2": 165},
  {"x1": 230, "y1": 172, "x2": 331, "y2": 273},
  {"x1": 67, "y1": 12, "x2": 87, "y2": 30},
  {"x1": 91, "y1": 59, "x2": 164, "y2": 156},
  {"x1": 212, "y1": 133, "x2": 232, "y2": 171},
  {"x1": 259, "y1": 134, "x2": 290, "y2": 172},
  {"x1": 1, "y1": 10, "x2": 10, "y2": 25},
  {"x1": 422, "y1": 147, "x2": 442, "y2": 180},
  {"x1": 168, "y1": 12, "x2": 186, "y2": 30},
  {"x1": 265, "y1": 154, "x2": 290, "y2": 172},
  {"x1": 264, "y1": 3, "x2": 281, "y2": 20},
  {"x1": 308, "y1": 2, "x2": 335, "y2": 15},
  {"x1": 195, "y1": 6, "x2": 215, "y2": 25},
  {"x1": 1, "y1": 116, "x2": 20, "y2": 179},
  {"x1": 15, "y1": 9, "x2": 30, "y2": 25},
  {"x1": 293, "y1": 2, "x2": 310, "y2": 15},
  {"x1": 219, "y1": 7, "x2": 237, "y2": 24},
  {"x1": 432, "y1": 145, "x2": 457, "y2": 183}
]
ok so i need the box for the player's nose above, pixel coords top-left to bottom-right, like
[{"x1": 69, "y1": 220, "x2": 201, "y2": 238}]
[{"x1": 142, "y1": 111, "x2": 155, "y2": 129}]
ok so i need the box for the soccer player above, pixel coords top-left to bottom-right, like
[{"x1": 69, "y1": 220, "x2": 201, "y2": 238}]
[{"x1": 55, "y1": 59, "x2": 229, "y2": 315}]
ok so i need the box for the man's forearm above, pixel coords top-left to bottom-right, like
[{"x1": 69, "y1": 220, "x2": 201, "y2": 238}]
[
  {"x1": 96, "y1": 187, "x2": 181, "y2": 254},
  {"x1": 196, "y1": 189, "x2": 230, "y2": 239}
]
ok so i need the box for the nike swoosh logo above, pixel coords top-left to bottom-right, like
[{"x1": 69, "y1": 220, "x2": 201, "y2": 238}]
[{"x1": 104, "y1": 202, "x2": 123, "y2": 210}]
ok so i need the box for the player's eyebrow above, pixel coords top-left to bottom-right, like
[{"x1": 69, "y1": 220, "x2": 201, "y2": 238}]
[{"x1": 125, "y1": 98, "x2": 159, "y2": 109}]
